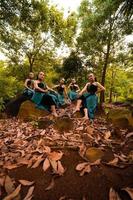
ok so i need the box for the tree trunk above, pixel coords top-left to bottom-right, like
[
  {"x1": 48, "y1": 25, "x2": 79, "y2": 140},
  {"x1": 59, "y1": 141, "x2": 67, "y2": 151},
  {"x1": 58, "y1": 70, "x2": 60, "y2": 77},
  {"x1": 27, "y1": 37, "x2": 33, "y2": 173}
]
[
  {"x1": 109, "y1": 69, "x2": 115, "y2": 103},
  {"x1": 28, "y1": 55, "x2": 34, "y2": 72},
  {"x1": 100, "y1": 20, "x2": 113, "y2": 106}
]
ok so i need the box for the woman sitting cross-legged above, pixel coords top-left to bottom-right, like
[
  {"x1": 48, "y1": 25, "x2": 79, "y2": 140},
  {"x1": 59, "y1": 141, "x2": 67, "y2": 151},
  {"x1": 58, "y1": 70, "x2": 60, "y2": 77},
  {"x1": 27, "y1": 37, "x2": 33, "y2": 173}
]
[
  {"x1": 68, "y1": 78, "x2": 80, "y2": 101},
  {"x1": 52, "y1": 78, "x2": 68, "y2": 106},
  {"x1": 23, "y1": 72, "x2": 35, "y2": 98},
  {"x1": 74, "y1": 73, "x2": 105, "y2": 121},
  {"x1": 32, "y1": 71, "x2": 58, "y2": 117}
]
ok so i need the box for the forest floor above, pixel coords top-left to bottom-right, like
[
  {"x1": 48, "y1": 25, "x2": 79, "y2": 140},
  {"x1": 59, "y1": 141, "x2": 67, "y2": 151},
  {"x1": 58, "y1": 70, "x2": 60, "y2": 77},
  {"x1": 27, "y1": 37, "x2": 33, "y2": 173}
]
[{"x1": 0, "y1": 103, "x2": 133, "y2": 200}]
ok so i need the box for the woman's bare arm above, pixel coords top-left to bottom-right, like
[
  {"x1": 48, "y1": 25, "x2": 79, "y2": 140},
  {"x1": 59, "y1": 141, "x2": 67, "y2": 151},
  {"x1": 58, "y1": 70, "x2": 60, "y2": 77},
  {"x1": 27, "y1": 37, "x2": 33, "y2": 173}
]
[
  {"x1": 96, "y1": 82, "x2": 105, "y2": 93},
  {"x1": 79, "y1": 83, "x2": 89, "y2": 96},
  {"x1": 76, "y1": 85, "x2": 80, "y2": 93}
]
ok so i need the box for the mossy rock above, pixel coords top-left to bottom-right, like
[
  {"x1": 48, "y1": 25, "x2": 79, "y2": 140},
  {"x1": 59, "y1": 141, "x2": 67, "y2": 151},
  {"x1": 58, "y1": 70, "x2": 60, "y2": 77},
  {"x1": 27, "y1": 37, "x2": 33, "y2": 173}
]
[
  {"x1": 54, "y1": 117, "x2": 74, "y2": 132},
  {"x1": 85, "y1": 147, "x2": 104, "y2": 162},
  {"x1": 18, "y1": 100, "x2": 49, "y2": 120},
  {"x1": 107, "y1": 108, "x2": 133, "y2": 129}
]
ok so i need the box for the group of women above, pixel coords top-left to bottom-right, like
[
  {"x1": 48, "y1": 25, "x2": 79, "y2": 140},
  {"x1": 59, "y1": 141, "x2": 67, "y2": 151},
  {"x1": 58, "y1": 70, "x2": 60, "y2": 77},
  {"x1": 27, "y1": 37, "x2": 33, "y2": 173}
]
[{"x1": 23, "y1": 71, "x2": 105, "y2": 121}]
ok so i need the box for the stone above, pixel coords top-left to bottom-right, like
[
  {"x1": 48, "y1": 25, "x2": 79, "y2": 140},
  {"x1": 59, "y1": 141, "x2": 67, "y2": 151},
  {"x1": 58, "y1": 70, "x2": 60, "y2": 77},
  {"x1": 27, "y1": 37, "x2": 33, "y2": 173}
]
[
  {"x1": 107, "y1": 108, "x2": 133, "y2": 129},
  {"x1": 85, "y1": 147, "x2": 104, "y2": 162},
  {"x1": 18, "y1": 100, "x2": 49, "y2": 120},
  {"x1": 54, "y1": 117, "x2": 74, "y2": 132}
]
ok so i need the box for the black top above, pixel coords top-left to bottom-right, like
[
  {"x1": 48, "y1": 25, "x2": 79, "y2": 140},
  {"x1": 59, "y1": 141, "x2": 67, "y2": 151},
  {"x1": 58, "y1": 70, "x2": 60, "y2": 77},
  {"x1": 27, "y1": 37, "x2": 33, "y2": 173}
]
[
  {"x1": 57, "y1": 85, "x2": 64, "y2": 95},
  {"x1": 70, "y1": 84, "x2": 78, "y2": 92},
  {"x1": 27, "y1": 79, "x2": 34, "y2": 88},
  {"x1": 35, "y1": 82, "x2": 47, "y2": 92},
  {"x1": 87, "y1": 84, "x2": 98, "y2": 94}
]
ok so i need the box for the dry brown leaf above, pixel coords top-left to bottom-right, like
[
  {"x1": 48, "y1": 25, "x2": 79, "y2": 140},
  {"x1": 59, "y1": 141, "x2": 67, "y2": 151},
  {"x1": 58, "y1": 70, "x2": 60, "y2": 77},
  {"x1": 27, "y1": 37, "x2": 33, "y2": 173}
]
[
  {"x1": 16, "y1": 150, "x2": 25, "y2": 157},
  {"x1": 48, "y1": 151, "x2": 63, "y2": 161},
  {"x1": 31, "y1": 155, "x2": 44, "y2": 168},
  {"x1": 104, "y1": 131, "x2": 111, "y2": 140},
  {"x1": 107, "y1": 157, "x2": 119, "y2": 166},
  {"x1": 76, "y1": 126, "x2": 84, "y2": 131},
  {"x1": 4, "y1": 164, "x2": 19, "y2": 170},
  {"x1": 49, "y1": 160, "x2": 58, "y2": 173},
  {"x1": 86, "y1": 126, "x2": 94, "y2": 135},
  {"x1": 80, "y1": 164, "x2": 91, "y2": 176},
  {"x1": 109, "y1": 188, "x2": 121, "y2": 200},
  {"x1": 3, "y1": 184, "x2": 21, "y2": 200},
  {"x1": 0, "y1": 176, "x2": 5, "y2": 186},
  {"x1": 45, "y1": 178, "x2": 55, "y2": 191},
  {"x1": 76, "y1": 162, "x2": 88, "y2": 171},
  {"x1": 23, "y1": 186, "x2": 34, "y2": 200},
  {"x1": 58, "y1": 196, "x2": 66, "y2": 200},
  {"x1": 126, "y1": 132, "x2": 133, "y2": 138},
  {"x1": 18, "y1": 180, "x2": 34, "y2": 186},
  {"x1": 4, "y1": 175, "x2": 15, "y2": 194},
  {"x1": 43, "y1": 158, "x2": 50, "y2": 172},
  {"x1": 57, "y1": 161, "x2": 65, "y2": 176},
  {"x1": 79, "y1": 144, "x2": 86, "y2": 158},
  {"x1": 90, "y1": 159, "x2": 101, "y2": 166},
  {"x1": 44, "y1": 146, "x2": 51, "y2": 154},
  {"x1": 122, "y1": 187, "x2": 133, "y2": 200}
]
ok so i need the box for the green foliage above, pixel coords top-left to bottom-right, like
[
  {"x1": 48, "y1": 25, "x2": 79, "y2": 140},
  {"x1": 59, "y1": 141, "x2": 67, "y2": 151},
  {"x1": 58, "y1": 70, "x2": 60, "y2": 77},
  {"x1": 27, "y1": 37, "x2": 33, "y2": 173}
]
[
  {"x1": 0, "y1": 0, "x2": 77, "y2": 74},
  {"x1": 62, "y1": 51, "x2": 83, "y2": 80},
  {"x1": 0, "y1": 62, "x2": 23, "y2": 107}
]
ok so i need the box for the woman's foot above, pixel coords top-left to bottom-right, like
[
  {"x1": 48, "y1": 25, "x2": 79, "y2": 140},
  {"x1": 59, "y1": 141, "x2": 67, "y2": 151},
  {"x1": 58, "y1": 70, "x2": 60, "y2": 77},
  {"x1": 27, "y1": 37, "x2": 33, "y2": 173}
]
[{"x1": 82, "y1": 116, "x2": 89, "y2": 120}]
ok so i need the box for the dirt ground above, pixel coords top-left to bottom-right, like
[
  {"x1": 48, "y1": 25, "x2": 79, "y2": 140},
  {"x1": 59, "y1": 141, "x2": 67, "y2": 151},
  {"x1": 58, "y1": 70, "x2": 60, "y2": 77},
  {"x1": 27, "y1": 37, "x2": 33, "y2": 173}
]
[
  {"x1": 0, "y1": 148, "x2": 132, "y2": 200},
  {"x1": 0, "y1": 103, "x2": 133, "y2": 200}
]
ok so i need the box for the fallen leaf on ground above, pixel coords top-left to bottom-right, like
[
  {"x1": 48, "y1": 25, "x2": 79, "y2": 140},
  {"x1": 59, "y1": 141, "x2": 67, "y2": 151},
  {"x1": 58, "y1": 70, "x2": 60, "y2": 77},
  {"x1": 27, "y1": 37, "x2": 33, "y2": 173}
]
[
  {"x1": 49, "y1": 159, "x2": 58, "y2": 173},
  {"x1": 107, "y1": 157, "x2": 119, "y2": 166},
  {"x1": 45, "y1": 178, "x2": 55, "y2": 191},
  {"x1": 4, "y1": 164, "x2": 19, "y2": 170},
  {"x1": 80, "y1": 164, "x2": 91, "y2": 176},
  {"x1": 76, "y1": 126, "x2": 84, "y2": 131},
  {"x1": 86, "y1": 126, "x2": 94, "y2": 135},
  {"x1": 126, "y1": 132, "x2": 133, "y2": 138},
  {"x1": 79, "y1": 144, "x2": 86, "y2": 158},
  {"x1": 90, "y1": 159, "x2": 101, "y2": 166},
  {"x1": 43, "y1": 158, "x2": 50, "y2": 172},
  {"x1": 58, "y1": 196, "x2": 66, "y2": 200},
  {"x1": 57, "y1": 161, "x2": 65, "y2": 175},
  {"x1": 104, "y1": 131, "x2": 111, "y2": 140},
  {"x1": 48, "y1": 151, "x2": 63, "y2": 161},
  {"x1": 76, "y1": 162, "x2": 88, "y2": 171},
  {"x1": 3, "y1": 184, "x2": 21, "y2": 200},
  {"x1": 122, "y1": 187, "x2": 133, "y2": 200},
  {"x1": 23, "y1": 186, "x2": 34, "y2": 200},
  {"x1": 18, "y1": 180, "x2": 34, "y2": 186},
  {"x1": 4, "y1": 175, "x2": 15, "y2": 194},
  {"x1": 31, "y1": 156, "x2": 44, "y2": 168},
  {"x1": 109, "y1": 188, "x2": 121, "y2": 200},
  {"x1": 0, "y1": 176, "x2": 5, "y2": 186}
]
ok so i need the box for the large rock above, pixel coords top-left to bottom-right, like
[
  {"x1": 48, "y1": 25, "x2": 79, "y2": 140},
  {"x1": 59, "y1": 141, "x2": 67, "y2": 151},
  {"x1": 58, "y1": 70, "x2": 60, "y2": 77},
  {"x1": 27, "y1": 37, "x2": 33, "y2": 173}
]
[
  {"x1": 18, "y1": 100, "x2": 49, "y2": 120},
  {"x1": 107, "y1": 108, "x2": 133, "y2": 129}
]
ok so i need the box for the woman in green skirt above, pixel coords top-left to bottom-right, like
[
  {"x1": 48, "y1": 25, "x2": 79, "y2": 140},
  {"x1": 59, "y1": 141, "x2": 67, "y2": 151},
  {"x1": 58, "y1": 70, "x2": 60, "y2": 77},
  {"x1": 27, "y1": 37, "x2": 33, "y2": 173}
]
[
  {"x1": 68, "y1": 79, "x2": 80, "y2": 101},
  {"x1": 32, "y1": 72, "x2": 58, "y2": 117},
  {"x1": 53, "y1": 78, "x2": 68, "y2": 106},
  {"x1": 74, "y1": 73, "x2": 105, "y2": 121}
]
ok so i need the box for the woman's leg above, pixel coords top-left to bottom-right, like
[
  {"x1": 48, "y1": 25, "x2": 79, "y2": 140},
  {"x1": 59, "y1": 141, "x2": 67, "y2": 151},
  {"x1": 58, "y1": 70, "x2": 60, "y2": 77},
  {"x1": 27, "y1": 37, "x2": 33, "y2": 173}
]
[
  {"x1": 73, "y1": 99, "x2": 82, "y2": 113},
  {"x1": 41, "y1": 94, "x2": 58, "y2": 117},
  {"x1": 51, "y1": 105, "x2": 58, "y2": 117},
  {"x1": 83, "y1": 108, "x2": 89, "y2": 119}
]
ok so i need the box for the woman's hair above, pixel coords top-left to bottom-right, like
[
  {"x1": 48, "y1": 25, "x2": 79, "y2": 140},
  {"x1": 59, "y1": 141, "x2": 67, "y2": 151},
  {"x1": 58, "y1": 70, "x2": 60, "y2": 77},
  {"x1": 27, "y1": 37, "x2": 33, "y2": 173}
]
[
  {"x1": 28, "y1": 72, "x2": 34, "y2": 78},
  {"x1": 37, "y1": 71, "x2": 44, "y2": 80}
]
